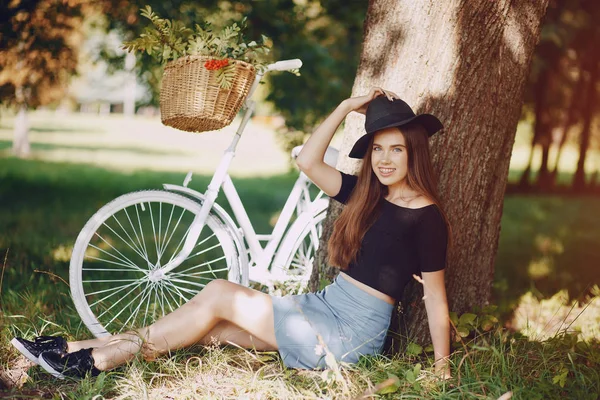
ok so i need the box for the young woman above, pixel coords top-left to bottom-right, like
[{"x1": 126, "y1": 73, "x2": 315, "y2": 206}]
[{"x1": 11, "y1": 87, "x2": 452, "y2": 380}]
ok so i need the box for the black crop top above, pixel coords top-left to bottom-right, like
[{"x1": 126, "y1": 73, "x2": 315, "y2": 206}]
[{"x1": 331, "y1": 171, "x2": 448, "y2": 300}]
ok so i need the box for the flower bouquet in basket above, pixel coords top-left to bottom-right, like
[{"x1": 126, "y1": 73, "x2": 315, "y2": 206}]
[{"x1": 123, "y1": 6, "x2": 276, "y2": 132}]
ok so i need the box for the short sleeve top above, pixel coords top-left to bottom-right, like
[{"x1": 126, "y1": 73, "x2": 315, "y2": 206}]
[{"x1": 331, "y1": 171, "x2": 448, "y2": 300}]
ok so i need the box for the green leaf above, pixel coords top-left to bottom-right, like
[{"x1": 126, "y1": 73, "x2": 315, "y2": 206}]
[
  {"x1": 552, "y1": 368, "x2": 568, "y2": 388},
  {"x1": 456, "y1": 325, "x2": 470, "y2": 337},
  {"x1": 405, "y1": 370, "x2": 416, "y2": 383},
  {"x1": 449, "y1": 311, "x2": 459, "y2": 326},
  {"x1": 414, "y1": 363, "x2": 422, "y2": 375},
  {"x1": 459, "y1": 313, "x2": 477, "y2": 326},
  {"x1": 406, "y1": 342, "x2": 423, "y2": 356},
  {"x1": 482, "y1": 304, "x2": 498, "y2": 313},
  {"x1": 377, "y1": 374, "x2": 400, "y2": 394},
  {"x1": 480, "y1": 317, "x2": 495, "y2": 331}
]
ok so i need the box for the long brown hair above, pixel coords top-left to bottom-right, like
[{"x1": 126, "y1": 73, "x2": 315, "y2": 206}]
[{"x1": 327, "y1": 122, "x2": 452, "y2": 270}]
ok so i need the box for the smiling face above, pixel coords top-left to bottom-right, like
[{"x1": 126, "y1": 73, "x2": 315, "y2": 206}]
[{"x1": 370, "y1": 127, "x2": 409, "y2": 188}]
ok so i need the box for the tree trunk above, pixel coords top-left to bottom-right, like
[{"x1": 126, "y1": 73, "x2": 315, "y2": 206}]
[
  {"x1": 519, "y1": 67, "x2": 550, "y2": 189},
  {"x1": 572, "y1": 54, "x2": 598, "y2": 192},
  {"x1": 312, "y1": 0, "x2": 549, "y2": 351},
  {"x1": 12, "y1": 104, "x2": 30, "y2": 158},
  {"x1": 551, "y1": 67, "x2": 584, "y2": 185}
]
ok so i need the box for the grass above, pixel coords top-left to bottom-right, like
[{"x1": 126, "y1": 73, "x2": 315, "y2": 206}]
[
  {"x1": 0, "y1": 112, "x2": 599, "y2": 398},
  {"x1": 0, "y1": 157, "x2": 598, "y2": 399}
]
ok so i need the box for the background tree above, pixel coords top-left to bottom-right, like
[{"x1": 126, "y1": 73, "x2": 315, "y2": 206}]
[
  {"x1": 0, "y1": 0, "x2": 85, "y2": 157},
  {"x1": 311, "y1": 0, "x2": 549, "y2": 351},
  {"x1": 518, "y1": 0, "x2": 600, "y2": 191}
]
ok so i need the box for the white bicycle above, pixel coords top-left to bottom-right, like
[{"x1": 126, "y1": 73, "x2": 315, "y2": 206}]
[{"x1": 69, "y1": 58, "x2": 340, "y2": 337}]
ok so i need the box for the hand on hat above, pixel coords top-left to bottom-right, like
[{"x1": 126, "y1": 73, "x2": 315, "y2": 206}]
[{"x1": 345, "y1": 87, "x2": 400, "y2": 115}]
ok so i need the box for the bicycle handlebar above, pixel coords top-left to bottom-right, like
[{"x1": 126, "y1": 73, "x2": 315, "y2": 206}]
[{"x1": 266, "y1": 59, "x2": 302, "y2": 72}]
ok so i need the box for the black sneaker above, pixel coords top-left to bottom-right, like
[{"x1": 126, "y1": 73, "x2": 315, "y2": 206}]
[
  {"x1": 10, "y1": 336, "x2": 68, "y2": 365},
  {"x1": 38, "y1": 348, "x2": 101, "y2": 380}
]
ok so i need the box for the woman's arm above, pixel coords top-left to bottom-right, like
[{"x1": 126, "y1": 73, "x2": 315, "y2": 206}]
[
  {"x1": 421, "y1": 269, "x2": 452, "y2": 379},
  {"x1": 296, "y1": 87, "x2": 398, "y2": 197},
  {"x1": 295, "y1": 100, "x2": 352, "y2": 196}
]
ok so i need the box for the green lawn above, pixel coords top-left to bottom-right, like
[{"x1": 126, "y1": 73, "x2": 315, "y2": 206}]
[{"x1": 0, "y1": 111, "x2": 599, "y2": 398}]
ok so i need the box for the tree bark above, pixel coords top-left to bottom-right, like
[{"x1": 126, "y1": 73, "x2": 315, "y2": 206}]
[{"x1": 312, "y1": 0, "x2": 549, "y2": 351}]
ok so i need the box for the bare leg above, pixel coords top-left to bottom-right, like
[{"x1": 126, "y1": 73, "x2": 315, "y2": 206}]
[
  {"x1": 199, "y1": 321, "x2": 272, "y2": 350},
  {"x1": 86, "y1": 279, "x2": 277, "y2": 370},
  {"x1": 69, "y1": 321, "x2": 271, "y2": 354},
  {"x1": 68, "y1": 336, "x2": 114, "y2": 353}
]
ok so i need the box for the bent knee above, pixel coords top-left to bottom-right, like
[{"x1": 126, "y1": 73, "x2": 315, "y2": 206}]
[{"x1": 190, "y1": 279, "x2": 234, "y2": 307}]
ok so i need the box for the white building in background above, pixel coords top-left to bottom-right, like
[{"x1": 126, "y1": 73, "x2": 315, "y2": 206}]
[{"x1": 68, "y1": 30, "x2": 152, "y2": 116}]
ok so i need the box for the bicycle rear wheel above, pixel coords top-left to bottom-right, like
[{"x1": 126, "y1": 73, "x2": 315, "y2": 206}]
[
  {"x1": 277, "y1": 210, "x2": 326, "y2": 294},
  {"x1": 70, "y1": 190, "x2": 242, "y2": 337}
]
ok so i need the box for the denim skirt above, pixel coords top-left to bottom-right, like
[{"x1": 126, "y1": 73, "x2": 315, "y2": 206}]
[{"x1": 271, "y1": 273, "x2": 393, "y2": 369}]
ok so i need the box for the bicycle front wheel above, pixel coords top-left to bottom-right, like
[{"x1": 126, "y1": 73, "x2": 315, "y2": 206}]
[{"x1": 70, "y1": 190, "x2": 242, "y2": 337}]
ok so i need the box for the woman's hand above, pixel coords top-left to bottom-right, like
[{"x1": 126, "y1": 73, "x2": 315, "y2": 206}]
[{"x1": 343, "y1": 87, "x2": 400, "y2": 115}]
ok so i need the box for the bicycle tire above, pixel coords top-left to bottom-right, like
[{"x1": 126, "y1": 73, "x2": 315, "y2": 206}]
[
  {"x1": 70, "y1": 190, "x2": 242, "y2": 337},
  {"x1": 276, "y1": 209, "x2": 327, "y2": 293}
]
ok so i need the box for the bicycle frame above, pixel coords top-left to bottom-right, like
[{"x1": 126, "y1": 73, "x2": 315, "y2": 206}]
[{"x1": 158, "y1": 59, "x2": 327, "y2": 280}]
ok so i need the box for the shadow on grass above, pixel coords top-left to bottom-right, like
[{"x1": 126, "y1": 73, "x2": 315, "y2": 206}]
[
  {"x1": 0, "y1": 157, "x2": 298, "y2": 317},
  {"x1": 0, "y1": 124, "x2": 104, "y2": 134},
  {"x1": 0, "y1": 140, "x2": 186, "y2": 156},
  {"x1": 494, "y1": 194, "x2": 600, "y2": 323}
]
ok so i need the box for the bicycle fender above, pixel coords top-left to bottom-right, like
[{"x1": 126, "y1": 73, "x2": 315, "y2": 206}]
[{"x1": 271, "y1": 198, "x2": 328, "y2": 270}]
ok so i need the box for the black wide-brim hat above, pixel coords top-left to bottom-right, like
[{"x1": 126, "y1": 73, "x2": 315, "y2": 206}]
[{"x1": 349, "y1": 96, "x2": 444, "y2": 159}]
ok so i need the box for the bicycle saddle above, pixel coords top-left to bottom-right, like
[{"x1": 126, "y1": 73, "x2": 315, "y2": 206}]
[{"x1": 291, "y1": 145, "x2": 339, "y2": 168}]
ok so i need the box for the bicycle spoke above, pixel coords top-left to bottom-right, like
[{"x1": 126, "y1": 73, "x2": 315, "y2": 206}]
[
  {"x1": 185, "y1": 242, "x2": 222, "y2": 262},
  {"x1": 86, "y1": 281, "x2": 139, "y2": 297},
  {"x1": 163, "y1": 280, "x2": 193, "y2": 302},
  {"x1": 165, "y1": 221, "x2": 194, "y2": 266},
  {"x1": 105, "y1": 284, "x2": 149, "y2": 330},
  {"x1": 173, "y1": 256, "x2": 227, "y2": 276},
  {"x1": 87, "y1": 240, "x2": 140, "y2": 271},
  {"x1": 162, "y1": 284, "x2": 182, "y2": 312},
  {"x1": 97, "y1": 280, "x2": 144, "y2": 320},
  {"x1": 85, "y1": 253, "x2": 143, "y2": 272},
  {"x1": 166, "y1": 278, "x2": 207, "y2": 290},
  {"x1": 158, "y1": 202, "x2": 163, "y2": 259},
  {"x1": 123, "y1": 207, "x2": 148, "y2": 264},
  {"x1": 168, "y1": 272, "x2": 216, "y2": 282},
  {"x1": 148, "y1": 202, "x2": 161, "y2": 263},
  {"x1": 142, "y1": 282, "x2": 154, "y2": 327},
  {"x1": 89, "y1": 279, "x2": 144, "y2": 308},
  {"x1": 100, "y1": 220, "x2": 150, "y2": 266},
  {"x1": 159, "y1": 206, "x2": 188, "y2": 261},
  {"x1": 123, "y1": 283, "x2": 154, "y2": 328},
  {"x1": 158, "y1": 203, "x2": 176, "y2": 260},
  {"x1": 83, "y1": 267, "x2": 144, "y2": 272},
  {"x1": 134, "y1": 203, "x2": 150, "y2": 264},
  {"x1": 159, "y1": 283, "x2": 166, "y2": 317},
  {"x1": 83, "y1": 278, "x2": 141, "y2": 283}
]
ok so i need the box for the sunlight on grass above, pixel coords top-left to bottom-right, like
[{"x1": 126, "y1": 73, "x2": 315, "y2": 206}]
[
  {"x1": 510, "y1": 285, "x2": 600, "y2": 342},
  {"x1": 52, "y1": 245, "x2": 73, "y2": 262},
  {"x1": 0, "y1": 110, "x2": 294, "y2": 177}
]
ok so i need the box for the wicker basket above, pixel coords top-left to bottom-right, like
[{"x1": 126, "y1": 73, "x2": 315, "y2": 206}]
[{"x1": 159, "y1": 55, "x2": 257, "y2": 132}]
